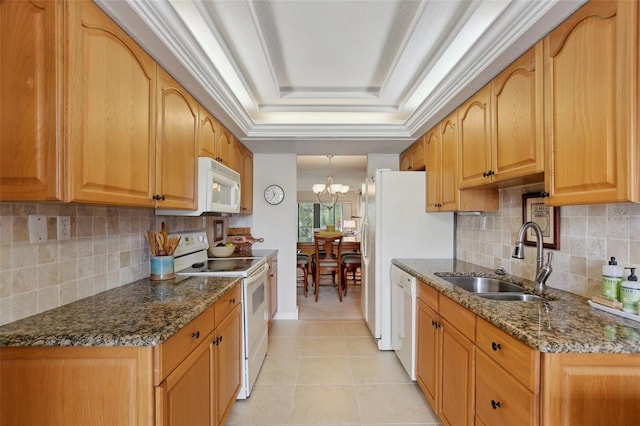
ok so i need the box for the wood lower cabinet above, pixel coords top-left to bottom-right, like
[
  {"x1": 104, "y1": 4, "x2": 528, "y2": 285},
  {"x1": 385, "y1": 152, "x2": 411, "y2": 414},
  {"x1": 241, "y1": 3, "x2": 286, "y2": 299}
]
[
  {"x1": 267, "y1": 256, "x2": 278, "y2": 328},
  {"x1": 156, "y1": 332, "x2": 213, "y2": 426},
  {"x1": 544, "y1": 0, "x2": 638, "y2": 205},
  {"x1": 0, "y1": 0, "x2": 63, "y2": 201},
  {"x1": 0, "y1": 284, "x2": 242, "y2": 426},
  {"x1": 213, "y1": 302, "x2": 242, "y2": 426},
  {"x1": 541, "y1": 352, "x2": 640, "y2": 426},
  {"x1": 416, "y1": 282, "x2": 476, "y2": 426}
]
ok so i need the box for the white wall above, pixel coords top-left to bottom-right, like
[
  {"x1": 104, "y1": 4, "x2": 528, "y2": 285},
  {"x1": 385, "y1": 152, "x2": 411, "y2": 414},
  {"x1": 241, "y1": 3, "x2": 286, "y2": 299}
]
[
  {"x1": 366, "y1": 154, "x2": 398, "y2": 176},
  {"x1": 250, "y1": 154, "x2": 299, "y2": 319}
]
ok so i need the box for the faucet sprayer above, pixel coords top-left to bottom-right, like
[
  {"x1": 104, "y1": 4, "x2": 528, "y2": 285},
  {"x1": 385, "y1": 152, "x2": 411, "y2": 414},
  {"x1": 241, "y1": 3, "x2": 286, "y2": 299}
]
[{"x1": 513, "y1": 221, "x2": 553, "y2": 293}]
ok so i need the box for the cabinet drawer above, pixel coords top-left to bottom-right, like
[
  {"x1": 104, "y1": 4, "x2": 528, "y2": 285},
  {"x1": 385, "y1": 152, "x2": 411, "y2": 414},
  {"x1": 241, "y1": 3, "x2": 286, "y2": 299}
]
[
  {"x1": 418, "y1": 280, "x2": 438, "y2": 310},
  {"x1": 476, "y1": 317, "x2": 539, "y2": 390},
  {"x1": 154, "y1": 304, "x2": 216, "y2": 384},
  {"x1": 439, "y1": 295, "x2": 476, "y2": 341},
  {"x1": 215, "y1": 284, "x2": 241, "y2": 327},
  {"x1": 476, "y1": 350, "x2": 537, "y2": 426}
]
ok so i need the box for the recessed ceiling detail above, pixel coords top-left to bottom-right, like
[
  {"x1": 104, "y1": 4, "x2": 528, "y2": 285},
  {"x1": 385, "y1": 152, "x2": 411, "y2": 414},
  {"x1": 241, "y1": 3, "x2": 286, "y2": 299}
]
[{"x1": 96, "y1": 0, "x2": 586, "y2": 153}]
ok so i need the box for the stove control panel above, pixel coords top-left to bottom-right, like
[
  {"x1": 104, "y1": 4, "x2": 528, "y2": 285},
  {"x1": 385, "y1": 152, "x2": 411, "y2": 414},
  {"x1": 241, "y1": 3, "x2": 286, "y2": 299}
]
[{"x1": 171, "y1": 230, "x2": 209, "y2": 257}]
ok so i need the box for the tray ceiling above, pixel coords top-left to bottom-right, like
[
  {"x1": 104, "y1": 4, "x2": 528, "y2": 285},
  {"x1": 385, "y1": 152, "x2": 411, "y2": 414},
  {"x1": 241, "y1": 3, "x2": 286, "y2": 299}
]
[{"x1": 96, "y1": 0, "x2": 585, "y2": 154}]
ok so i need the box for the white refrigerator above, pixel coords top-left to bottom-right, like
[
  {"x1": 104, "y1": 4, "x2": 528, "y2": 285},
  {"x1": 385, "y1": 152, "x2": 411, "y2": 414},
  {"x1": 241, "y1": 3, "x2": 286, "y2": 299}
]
[{"x1": 361, "y1": 169, "x2": 454, "y2": 350}]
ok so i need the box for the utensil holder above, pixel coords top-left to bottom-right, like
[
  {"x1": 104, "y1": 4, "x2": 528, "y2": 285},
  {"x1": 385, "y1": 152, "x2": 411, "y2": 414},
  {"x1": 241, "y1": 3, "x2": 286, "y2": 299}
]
[{"x1": 150, "y1": 256, "x2": 175, "y2": 280}]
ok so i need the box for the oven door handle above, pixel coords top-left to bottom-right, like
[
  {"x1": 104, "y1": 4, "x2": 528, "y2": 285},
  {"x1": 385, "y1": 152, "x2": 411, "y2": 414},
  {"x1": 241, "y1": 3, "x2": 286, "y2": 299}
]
[{"x1": 245, "y1": 263, "x2": 270, "y2": 286}]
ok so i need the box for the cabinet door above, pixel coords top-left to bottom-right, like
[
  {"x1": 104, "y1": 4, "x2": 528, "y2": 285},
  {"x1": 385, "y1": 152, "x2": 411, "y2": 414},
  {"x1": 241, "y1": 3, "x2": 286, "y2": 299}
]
[
  {"x1": 157, "y1": 335, "x2": 212, "y2": 426},
  {"x1": 416, "y1": 299, "x2": 439, "y2": 410},
  {"x1": 0, "y1": 0, "x2": 62, "y2": 201},
  {"x1": 425, "y1": 129, "x2": 440, "y2": 212},
  {"x1": 240, "y1": 146, "x2": 253, "y2": 215},
  {"x1": 459, "y1": 86, "x2": 491, "y2": 188},
  {"x1": 541, "y1": 352, "x2": 640, "y2": 426},
  {"x1": 439, "y1": 317, "x2": 475, "y2": 426},
  {"x1": 439, "y1": 111, "x2": 459, "y2": 211},
  {"x1": 491, "y1": 42, "x2": 544, "y2": 183},
  {"x1": 544, "y1": 0, "x2": 637, "y2": 205},
  {"x1": 156, "y1": 68, "x2": 198, "y2": 209},
  {"x1": 399, "y1": 150, "x2": 412, "y2": 171},
  {"x1": 230, "y1": 136, "x2": 243, "y2": 174},
  {"x1": 476, "y1": 350, "x2": 537, "y2": 426},
  {"x1": 214, "y1": 304, "x2": 242, "y2": 426},
  {"x1": 67, "y1": 0, "x2": 156, "y2": 206},
  {"x1": 199, "y1": 105, "x2": 218, "y2": 159},
  {"x1": 216, "y1": 125, "x2": 232, "y2": 167},
  {"x1": 412, "y1": 137, "x2": 425, "y2": 170},
  {"x1": 268, "y1": 258, "x2": 278, "y2": 326}
]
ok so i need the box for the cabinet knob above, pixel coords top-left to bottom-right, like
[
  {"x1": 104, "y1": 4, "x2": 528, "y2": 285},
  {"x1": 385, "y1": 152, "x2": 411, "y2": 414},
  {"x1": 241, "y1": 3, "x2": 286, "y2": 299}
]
[
  {"x1": 491, "y1": 400, "x2": 501, "y2": 409},
  {"x1": 230, "y1": 298, "x2": 236, "y2": 304},
  {"x1": 491, "y1": 342, "x2": 501, "y2": 351},
  {"x1": 192, "y1": 331, "x2": 200, "y2": 339}
]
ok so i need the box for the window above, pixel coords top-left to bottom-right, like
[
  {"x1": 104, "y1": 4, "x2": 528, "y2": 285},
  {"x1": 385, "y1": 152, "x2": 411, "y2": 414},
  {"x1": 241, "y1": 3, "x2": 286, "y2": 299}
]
[{"x1": 297, "y1": 203, "x2": 344, "y2": 242}]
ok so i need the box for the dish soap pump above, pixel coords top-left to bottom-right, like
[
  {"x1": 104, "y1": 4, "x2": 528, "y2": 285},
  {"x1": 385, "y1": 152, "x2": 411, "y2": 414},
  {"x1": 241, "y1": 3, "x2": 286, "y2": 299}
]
[
  {"x1": 602, "y1": 257, "x2": 623, "y2": 301},
  {"x1": 620, "y1": 267, "x2": 640, "y2": 314}
]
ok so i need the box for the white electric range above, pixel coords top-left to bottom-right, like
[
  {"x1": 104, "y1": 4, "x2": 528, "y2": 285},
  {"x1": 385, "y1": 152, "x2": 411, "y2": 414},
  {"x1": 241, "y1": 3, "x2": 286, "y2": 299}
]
[{"x1": 171, "y1": 230, "x2": 268, "y2": 400}]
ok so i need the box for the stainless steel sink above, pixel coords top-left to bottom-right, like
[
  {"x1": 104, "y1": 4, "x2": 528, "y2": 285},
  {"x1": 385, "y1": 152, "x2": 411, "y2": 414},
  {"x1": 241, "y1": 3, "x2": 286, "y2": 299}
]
[
  {"x1": 439, "y1": 276, "x2": 524, "y2": 293},
  {"x1": 478, "y1": 293, "x2": 545, "y2": 302}
]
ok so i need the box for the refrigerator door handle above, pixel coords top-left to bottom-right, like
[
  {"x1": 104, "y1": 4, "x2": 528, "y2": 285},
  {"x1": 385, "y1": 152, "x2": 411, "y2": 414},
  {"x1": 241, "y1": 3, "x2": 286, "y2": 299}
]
[{"x1": 361, "y1": 220, "x2": 368, "y2": 260}]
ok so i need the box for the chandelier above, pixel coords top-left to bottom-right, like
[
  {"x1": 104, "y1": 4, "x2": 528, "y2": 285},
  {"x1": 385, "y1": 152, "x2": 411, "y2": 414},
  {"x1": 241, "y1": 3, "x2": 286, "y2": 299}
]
[{"x1": 312, "y1": 155, "x2": 350, "y2": 210}]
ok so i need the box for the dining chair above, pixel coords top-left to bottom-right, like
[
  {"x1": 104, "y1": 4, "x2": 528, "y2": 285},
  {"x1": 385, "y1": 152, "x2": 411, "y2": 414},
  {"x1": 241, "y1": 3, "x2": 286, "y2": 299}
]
[
  {"x1": 313, "y1": 234, "x2": 344, "y2": 302},
  {"x1": 296, "y1": 253, "x2": 310, "y2": 297},
  {"x1": 340, "y1": 251, "x2": 361, "y2": 297}
]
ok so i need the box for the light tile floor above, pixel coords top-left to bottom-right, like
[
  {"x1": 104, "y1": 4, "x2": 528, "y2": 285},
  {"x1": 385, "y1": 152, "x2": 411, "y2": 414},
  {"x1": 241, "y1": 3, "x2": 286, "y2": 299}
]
[{"x1": 226, "y1": 281, "x2": 441, "y2": 425}]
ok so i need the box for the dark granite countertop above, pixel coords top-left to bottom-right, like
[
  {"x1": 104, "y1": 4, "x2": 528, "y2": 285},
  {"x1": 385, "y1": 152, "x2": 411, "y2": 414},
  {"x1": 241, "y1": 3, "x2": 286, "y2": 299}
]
[
  {"x1": 0, "y1": 275, "x2": 240, "y2": 347},
  {"x1": 393, "y1": 259, "x2": 640, "y2": 354}
]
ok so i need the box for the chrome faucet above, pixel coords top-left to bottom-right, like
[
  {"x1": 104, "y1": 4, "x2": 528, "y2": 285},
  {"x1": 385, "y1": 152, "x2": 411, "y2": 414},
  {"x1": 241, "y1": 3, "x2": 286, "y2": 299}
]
[{"x1": 512, "y1": 222, "x2": 553, "y2": 293}]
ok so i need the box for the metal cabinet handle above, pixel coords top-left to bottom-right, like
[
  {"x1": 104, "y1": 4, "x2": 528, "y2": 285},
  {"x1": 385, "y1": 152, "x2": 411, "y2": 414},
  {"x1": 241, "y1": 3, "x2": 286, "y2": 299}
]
[
  {"x1": 491, "y1": 342, "x2": 501, "y2": 351},
  {"x1": 192, "y1": 331, "x2": 200, "y2": 339},
  {"x1": 491, "y1": 400, "x2": 501, "y2": 409}
]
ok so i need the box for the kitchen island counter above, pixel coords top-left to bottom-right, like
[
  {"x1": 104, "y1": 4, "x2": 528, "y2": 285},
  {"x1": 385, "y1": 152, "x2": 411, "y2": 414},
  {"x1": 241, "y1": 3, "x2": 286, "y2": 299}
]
[
  {"x1": 0, "y1": 275, "x2": 240, "y2": 347},
  {"x1": 393, "y1": 258, "x2": 640, "y2": 354}
]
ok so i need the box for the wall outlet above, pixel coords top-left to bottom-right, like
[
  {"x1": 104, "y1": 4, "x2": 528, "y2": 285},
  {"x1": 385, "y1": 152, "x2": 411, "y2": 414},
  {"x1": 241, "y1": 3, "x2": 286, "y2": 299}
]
[
  {"x1": 28, "y1": 215, "x2": 48, "y2": 244},
  {"x1": 57, "y1": 216, "x2": 71, "y2": 240}
]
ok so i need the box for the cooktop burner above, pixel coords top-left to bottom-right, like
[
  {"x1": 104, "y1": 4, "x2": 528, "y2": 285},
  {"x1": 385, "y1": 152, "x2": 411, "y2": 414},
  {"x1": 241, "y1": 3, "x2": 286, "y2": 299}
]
[{"x1": 178, "y1": 257, "x2": 266, "y2": 277}]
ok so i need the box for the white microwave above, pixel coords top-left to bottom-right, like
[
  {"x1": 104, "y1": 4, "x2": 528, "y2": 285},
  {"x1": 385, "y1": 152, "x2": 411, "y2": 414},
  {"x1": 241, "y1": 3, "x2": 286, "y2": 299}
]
[{"x1": 156, "y1": 157, "x2": 241, "y2": 216}]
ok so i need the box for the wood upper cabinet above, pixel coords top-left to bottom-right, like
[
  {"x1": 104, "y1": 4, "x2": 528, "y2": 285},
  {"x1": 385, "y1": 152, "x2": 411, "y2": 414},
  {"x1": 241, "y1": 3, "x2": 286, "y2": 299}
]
[
  {"x1": 155, "y1": 68, "x2": 198, "y2": 209},
  {"x1": 0, "y1": 0, "x2": 63, "y2": 201},
  {"x1": 66, "y1": 0, "x2": 156, "y2": 206},
  {"x1": 241, "y1": 146, "x2": 254, "y2": 215},
  {"x1": 199, "y1": 105, "x2": 219, "y2": 160},
  {"x1": 459, "y1": 85, "x2": 492, "y2": 188},
  {"x1": 491, "y1": 42, "x2": 544, "y2": 184},
  {"x1": 426, "y1": 111, "x2": 498, "y2": 212},
  {"x1": 544, "y1": 0, "x2": 638, "y2": 205},
  {"x1": 230, "y1": 135, "x2": 243, "y2": 174},
  {"x1": 217, "y1": 125, "x2": 233, "y2": 168},
  {"x1": 199, "y1": 108, "x2": 234, "y2": 167},
  {"x1": 426, "y1": 112, "x2": 458, "y2": 212},
  {"x1": 400, "y1": 137, "x2": 425, "y2": 171}
]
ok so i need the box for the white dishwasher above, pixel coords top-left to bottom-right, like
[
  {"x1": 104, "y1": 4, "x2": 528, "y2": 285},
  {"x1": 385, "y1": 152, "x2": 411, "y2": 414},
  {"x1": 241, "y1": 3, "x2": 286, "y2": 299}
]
[{"x1": 391, "y1": 264, "x2": 417, "y2": 380}]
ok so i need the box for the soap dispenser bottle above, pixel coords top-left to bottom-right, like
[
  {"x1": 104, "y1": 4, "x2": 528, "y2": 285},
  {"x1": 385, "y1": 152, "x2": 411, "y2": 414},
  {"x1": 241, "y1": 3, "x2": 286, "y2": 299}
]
[
  {"x1": 620, "y1": 267, "x2": 640, "y2": 314},
  {"x1": 602, "y1": 257, "x2": 623, "y2": 300}
]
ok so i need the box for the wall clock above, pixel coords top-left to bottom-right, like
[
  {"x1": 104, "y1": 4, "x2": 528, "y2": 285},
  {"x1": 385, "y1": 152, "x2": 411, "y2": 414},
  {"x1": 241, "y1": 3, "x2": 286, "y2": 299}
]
[{"x1": 264, "y1": 184, "x2": 285, "y2": 205}]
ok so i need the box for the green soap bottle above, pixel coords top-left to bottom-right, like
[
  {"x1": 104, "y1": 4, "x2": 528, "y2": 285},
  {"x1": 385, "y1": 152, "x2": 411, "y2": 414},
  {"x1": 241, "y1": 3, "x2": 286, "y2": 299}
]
[{"x1": 602, "y1": 257, "x2": 623, "y2": 301}]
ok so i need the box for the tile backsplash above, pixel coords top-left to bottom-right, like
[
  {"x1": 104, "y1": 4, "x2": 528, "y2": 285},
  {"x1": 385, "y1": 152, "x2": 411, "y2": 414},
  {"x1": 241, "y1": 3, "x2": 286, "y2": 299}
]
[
  {"x1": 0, "y1": 202, "x2": 225, "y2": 326},
  {"x1": 456, "y1": 184, "x2": 640, "y2": 299}
]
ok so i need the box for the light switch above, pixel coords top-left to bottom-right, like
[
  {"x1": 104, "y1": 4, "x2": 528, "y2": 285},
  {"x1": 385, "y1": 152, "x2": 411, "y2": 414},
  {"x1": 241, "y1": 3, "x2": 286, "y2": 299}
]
[{"x1": 28, "y1": 215, "x2": 48, "y2": 244}]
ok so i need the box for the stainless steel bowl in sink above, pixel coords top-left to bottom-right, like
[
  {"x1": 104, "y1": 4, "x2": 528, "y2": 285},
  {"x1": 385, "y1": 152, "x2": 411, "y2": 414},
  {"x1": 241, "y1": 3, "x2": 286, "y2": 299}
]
[
  {"x1": 479, "y1": 293, "x2": 546, "y2": 302},
  {"x1": 439, "y1": 276, "x2": 524, "y2": 293}
]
